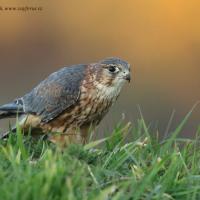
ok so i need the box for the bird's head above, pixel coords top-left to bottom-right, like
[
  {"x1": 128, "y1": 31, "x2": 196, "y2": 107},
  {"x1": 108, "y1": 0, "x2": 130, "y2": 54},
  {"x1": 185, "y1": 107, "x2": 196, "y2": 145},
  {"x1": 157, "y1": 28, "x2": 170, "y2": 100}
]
[
  {"x1": 93, "y1": 57, "x2": 131, "y2": 85},
  {"x1": 99, "y1": 57, "x2": 131, "y2": 83},
  {"x1": 90, "y1": 57, "x2": 131, "y2": 98}
]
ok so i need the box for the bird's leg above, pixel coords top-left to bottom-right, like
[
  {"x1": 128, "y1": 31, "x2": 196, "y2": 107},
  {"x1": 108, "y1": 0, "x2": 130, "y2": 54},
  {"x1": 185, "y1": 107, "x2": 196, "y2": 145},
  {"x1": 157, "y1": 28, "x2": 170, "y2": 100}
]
[
  {"x1": 80, "y1": 124, "x2": 96, "y2": 144},
  {"x1": 48, "y1": 124, "x2": 95, "y2": 147},
  {"x1": 48, "y1": 127, "x2": 84, "y2": 147}
]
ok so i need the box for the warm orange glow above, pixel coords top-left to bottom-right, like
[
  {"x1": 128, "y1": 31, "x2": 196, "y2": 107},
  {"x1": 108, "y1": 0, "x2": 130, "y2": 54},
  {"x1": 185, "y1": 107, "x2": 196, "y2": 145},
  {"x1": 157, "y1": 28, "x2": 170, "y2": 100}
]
[{"x1": 0, "y1": 0, "x2": 200, "y2": 136}]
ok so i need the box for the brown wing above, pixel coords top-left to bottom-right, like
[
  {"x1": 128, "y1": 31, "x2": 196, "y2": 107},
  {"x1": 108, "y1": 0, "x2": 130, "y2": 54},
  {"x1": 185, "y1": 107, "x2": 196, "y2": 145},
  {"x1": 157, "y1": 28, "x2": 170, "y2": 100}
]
[{"x1": 22, "y1": 64, "x2": 87, "y2": 123}]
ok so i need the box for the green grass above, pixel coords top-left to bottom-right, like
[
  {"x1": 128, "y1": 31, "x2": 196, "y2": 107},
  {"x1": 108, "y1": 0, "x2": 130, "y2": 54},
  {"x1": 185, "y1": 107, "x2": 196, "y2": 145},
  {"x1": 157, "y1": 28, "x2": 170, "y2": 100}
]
[{"x1": 0, "y1": 114, "x2": 200, "y2": 200}]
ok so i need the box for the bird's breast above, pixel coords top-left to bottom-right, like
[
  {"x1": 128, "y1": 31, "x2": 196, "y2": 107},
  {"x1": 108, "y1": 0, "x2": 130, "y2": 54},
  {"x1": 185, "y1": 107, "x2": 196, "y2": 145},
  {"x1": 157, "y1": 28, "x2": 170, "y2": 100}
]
[{"x1": 75, "y1": 84, "x2": 119, "y2": 124}]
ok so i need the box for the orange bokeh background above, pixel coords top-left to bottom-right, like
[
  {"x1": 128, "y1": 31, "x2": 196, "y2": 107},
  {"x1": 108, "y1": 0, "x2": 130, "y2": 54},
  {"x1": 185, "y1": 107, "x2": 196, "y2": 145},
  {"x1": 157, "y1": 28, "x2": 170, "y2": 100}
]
[{"x1": 0, "y1": 0, "x2": 200, "y2": 137}]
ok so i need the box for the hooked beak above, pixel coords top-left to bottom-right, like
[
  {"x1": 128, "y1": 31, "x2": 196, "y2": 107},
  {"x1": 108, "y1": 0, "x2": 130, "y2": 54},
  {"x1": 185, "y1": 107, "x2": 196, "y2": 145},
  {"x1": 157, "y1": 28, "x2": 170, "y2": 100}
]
[{"x1": 124, "y1": 74, "x2": 131, "y2": 83}]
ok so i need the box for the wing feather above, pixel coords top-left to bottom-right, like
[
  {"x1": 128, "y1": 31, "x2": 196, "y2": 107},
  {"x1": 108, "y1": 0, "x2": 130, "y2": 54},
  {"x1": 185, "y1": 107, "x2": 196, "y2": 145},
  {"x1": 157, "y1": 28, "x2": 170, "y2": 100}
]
[{"x1": 22, "y1": 64, "x2": 86, "y2": 123}]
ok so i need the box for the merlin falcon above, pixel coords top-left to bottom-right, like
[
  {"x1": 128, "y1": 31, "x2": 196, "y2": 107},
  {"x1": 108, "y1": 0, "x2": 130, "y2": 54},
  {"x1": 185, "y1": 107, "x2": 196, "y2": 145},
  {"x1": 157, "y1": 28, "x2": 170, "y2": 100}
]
[{"x1": 0, "y1": 57, "x2": 131, "y2": 145}]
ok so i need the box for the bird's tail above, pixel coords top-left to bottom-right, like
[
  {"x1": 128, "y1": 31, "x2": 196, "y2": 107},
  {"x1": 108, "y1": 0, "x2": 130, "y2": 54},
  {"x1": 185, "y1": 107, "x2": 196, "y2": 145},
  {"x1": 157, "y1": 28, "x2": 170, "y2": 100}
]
[
  {"x1": 0, "y1": 102, "x2": 24, "y2": 139},
  {"x1": 0, "y1": 102, "x2": 24, "y2": 120}
]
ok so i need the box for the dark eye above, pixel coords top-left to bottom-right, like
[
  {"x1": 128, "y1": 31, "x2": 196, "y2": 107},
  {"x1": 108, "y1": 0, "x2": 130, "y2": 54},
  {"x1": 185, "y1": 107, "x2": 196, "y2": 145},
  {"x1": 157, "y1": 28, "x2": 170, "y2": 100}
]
[
  {"x1": 108, "y1": 66, "x2": 116, "y2": 72},
  {"x1": 106, "y1": 65, "x2": 120, "y2": 73},
  {"x1": 108, "y1": 66, "x2": 119, "y2": 73}
]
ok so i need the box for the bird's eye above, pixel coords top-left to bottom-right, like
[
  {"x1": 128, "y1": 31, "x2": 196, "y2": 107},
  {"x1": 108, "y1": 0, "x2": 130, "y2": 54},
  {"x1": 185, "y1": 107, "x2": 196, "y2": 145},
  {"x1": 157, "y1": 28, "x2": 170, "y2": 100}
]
[{"x1": 108, "y1": 66, "x2": 119, "y2": 73}]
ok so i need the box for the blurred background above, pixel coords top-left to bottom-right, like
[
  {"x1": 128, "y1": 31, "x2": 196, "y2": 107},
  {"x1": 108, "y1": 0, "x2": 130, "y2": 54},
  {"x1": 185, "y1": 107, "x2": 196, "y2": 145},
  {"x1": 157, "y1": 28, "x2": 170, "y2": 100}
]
[{"x1": 0, "y1": 0, "x2": 200, "y2": 137}]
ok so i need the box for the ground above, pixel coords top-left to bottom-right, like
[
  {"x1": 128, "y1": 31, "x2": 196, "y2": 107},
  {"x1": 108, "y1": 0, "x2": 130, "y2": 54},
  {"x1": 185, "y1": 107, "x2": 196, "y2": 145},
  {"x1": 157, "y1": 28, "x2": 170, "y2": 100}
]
[{"x1": 0, "y1": 111, "x2": 200, "y2": 200}]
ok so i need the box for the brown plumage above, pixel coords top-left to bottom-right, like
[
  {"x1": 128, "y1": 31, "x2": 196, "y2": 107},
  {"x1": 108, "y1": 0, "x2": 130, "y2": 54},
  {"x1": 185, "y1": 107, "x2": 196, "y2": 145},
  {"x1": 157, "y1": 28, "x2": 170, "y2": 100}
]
[{"x1": 0, "y1": 57, "x2": 131, "y2": 146}]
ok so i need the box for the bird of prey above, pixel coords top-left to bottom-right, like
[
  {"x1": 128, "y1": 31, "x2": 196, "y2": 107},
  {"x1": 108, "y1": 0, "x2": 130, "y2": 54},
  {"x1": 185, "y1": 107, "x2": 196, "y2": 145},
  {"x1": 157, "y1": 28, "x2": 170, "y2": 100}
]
[{"x1": 0, "y1": 57, "x2": 131, "y2": 145}]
